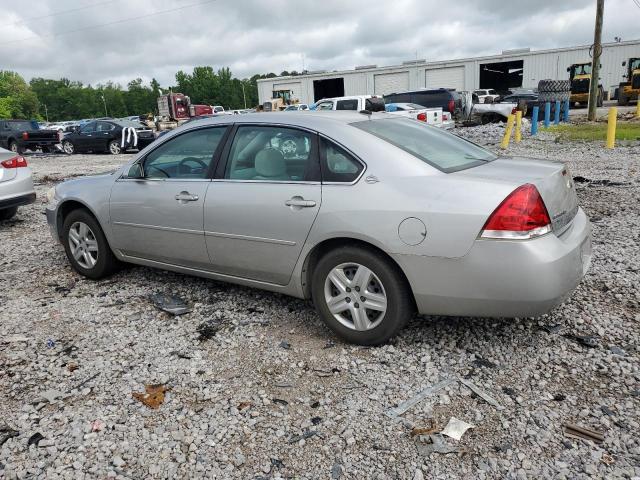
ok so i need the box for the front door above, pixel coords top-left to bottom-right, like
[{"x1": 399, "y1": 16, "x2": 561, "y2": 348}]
[
  {"x1": 74, "y1": 122, "x2": 99, "y2": 151},
  {"x1": 204, "y1": 124, "x2": 321, "y2": 285},
  {"x1": 109, "y1": 126, "x2": 228, "y2": 269}
]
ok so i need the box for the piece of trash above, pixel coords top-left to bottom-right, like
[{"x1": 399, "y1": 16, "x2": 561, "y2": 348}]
[
  {"x1": 564, "y1": 334, "x2": 598, "y2": 348},
  {"x1": 27, "y1": 432, "x2": 44, "y2": 447},
  {"x1": 609, "y1": 346, "x2": 626, "y2": 356},
  {"x1": 441, "y1": 417, "x2": 474, "y2": 441},
  {"x1": 385, "y1": 378, "x2": 455, "y2": 418},
  {"x1": 553, "y1": 394, "x2": 566, "y2": 401},
  {"x1": 0, "y1": 425, "x2": 19, "y2": 447},
  {"x1": 149, "y1": 293, "x2": 192, "y2": 315},
  {"x1": 3, "y1": 334, "x2": 30, "y2": 343},
  {"x1": 311, "y1": 416, "x2": 322, "y2": 425},
  {"x1": 415, "y1": 434, "x2": 464, "y2": 455},
  {"x1": 601, "y1": 453, "x2": 615, "y2": 465},
  {"x1": 59, "y1": 345, "x2": 78, "y2": 356},
  {"x1": 331, "y1": 462, "x2": 343, "y2": 479},
  {"x1": 324, "y1": 340, "x2": 336, "y2": 349},
  {"x1": 410, "y1": 423, "x2": 439, "y2": 437},
  {"x1": 132, "y1": 384, "x2": 170, "y2": 409},
  {"x1": 270, "y1": 458, "x2": 285, "y2": 469},
  {"x1": 46, "y1": 339, "x2": 56, "y2": 349},
  {"x1": 279, "y1": 340, "x2": 291, "y2": 350},
  {"x1": 91, "y1": 419, "x2": 106, "y2": 432},
  {"x1": 273, "y1": 398, "x2": 288, "y2": 406},
  {"x1": 541, "y1": 324, "x2": 563, "y2": 334},
  {"x1": 67, "y1": 363, "x2": 79, "y2": 372},
  {"x1": 310, "y1": 401, "x2": 320, "y2": 408},
  {"x1": 238, "y1": 401, "x2": 251, "y2": 410},
  {"x1": 563, "y1": 423, "x2": 604, "y2": 443},
  {"x1": 288, "y1": 430, "x2": 317, "y2": 444},
  {"x1": 170, "y1": 351, "x2": 193, "y2": 360},
  {"x1": 458, "y1": 377, "x2": 504, "y2": 410},
  {"x1": 196, "y1": 319, "x2": 222, "y2": 340},
  {"x1": 601, "y1": 406, "x2": 615, "y2": 416}
]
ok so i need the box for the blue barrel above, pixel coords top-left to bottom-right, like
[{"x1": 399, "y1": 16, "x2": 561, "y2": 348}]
[
  {"x1": 531, "y1": 106, "x2": 539, "y2": 135},
  {"x1": 544, "y1": 102, "x2": 551, "y2": 128}
]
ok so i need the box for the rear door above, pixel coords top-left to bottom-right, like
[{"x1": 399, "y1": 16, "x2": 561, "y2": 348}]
[
  {"x1": 74, "y1": 122, "x2": 97, "y2": 151},
  {"x1": 109, "y1": 126, "x2": 229, "y2": 269},
  {"x1": 204, "y1": 124, "x2": 321, "y2": 285}
]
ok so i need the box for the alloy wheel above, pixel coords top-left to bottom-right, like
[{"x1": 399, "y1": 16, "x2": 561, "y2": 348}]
[
  {"x1": 68, "y1": 221, "x2": 99, "y2": 269},
  {"x1": 109, "y1": 142, "x2": 121, "y2": 154},
  {"x1": 324, "y1": 262, "x2": 387, "y2": 331},
  {"x1": 62, "y1": 141, "x2": 74, "y2": 154}
]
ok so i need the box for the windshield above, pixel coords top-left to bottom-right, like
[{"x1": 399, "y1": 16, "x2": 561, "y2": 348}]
[
  {"x1": 353, "y1": 117, "x2": 497, "y2": 173},
  {"x1": 571, "y1": 64, "x2": 592, "y2": 76}
]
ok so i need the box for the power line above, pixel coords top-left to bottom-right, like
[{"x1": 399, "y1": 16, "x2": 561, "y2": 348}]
[
  {"x1": 3, "y1": 1, "x2": 119, "y2": 28},
  {"x1": 0, "y1": 0, "x2": 218, "y2": 46}
]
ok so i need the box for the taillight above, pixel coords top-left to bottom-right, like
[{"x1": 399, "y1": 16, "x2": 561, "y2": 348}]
[
  {"x1": 417, "y1": 112, "x2": 427, "y2": 122},
  {"x1": 480, "y1": 184, "x2": 551, "y2": 239},
  {"x1": 1, "y1": 155, "x2": 28, "y2": 169},
  {"x1": 448, "y1": 100, "x2": 455, "y2": 113},
  {"x1": 22, "y1": 131, "x2": 29, "y2": 140}
]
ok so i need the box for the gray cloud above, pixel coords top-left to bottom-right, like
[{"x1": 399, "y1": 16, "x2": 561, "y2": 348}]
[{"x1": 0, "y1": 0, "x2": 637, "y2": 87}]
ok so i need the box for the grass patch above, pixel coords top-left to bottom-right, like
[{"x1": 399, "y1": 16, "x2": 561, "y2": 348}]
[{"x1": 548, "y1": 122, "x2": 640, "y2": 141}]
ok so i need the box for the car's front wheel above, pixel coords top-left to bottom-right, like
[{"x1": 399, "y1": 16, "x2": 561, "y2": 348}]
[
  {"x1": 312, "y1": 246, "x2": 413, "y2": 345},
  {"x1": 62, "y1": 140, "x2": 74, "y2": 154},
  {"x1": 62, "y1": 209, "x2": 118, "y2": 279}
]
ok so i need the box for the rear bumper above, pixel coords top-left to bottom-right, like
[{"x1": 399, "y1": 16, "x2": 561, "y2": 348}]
[
  {"x1": 393, "y1": 208, "x2": 592, "y2": 318},
  {"x1": 0, "y1": 167, "x2": 36, "y2": 210},
  {"x1": 0, "y1": 192, "x2": 36, "y2": 210}
]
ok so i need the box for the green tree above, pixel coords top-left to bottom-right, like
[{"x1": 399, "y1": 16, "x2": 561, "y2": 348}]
[{"x1": 0, "y1": 71, "x2": 40, "y2": 118}]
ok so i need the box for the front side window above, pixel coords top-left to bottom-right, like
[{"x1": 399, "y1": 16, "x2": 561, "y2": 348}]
[
  {"x1": 316, "y1": 101, "x2": 334, "y2": 110},
  {"x1": 143, "y1": 127, "x2": 227, "y2": 179},
  {"x1": 80, "y1": 122, "x2": 96, "y2": 134},
  {"x1": 320, "y1": 137, "x2": 363, "y2": 183},
  {"x1": 225, "y1": 125, "x2": 315, "y2": 182},
  {"x1": 353, "y1": 117, "x2": 497, "y2": 173},
  {"x1": 336, "y1": 99, "x2": 359, "y2": 110}
]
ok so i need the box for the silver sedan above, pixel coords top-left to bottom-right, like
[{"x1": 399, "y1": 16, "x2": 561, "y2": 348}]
[
  {"x1": 46, "y1": 112, "x2": 592, "y2": 345},
  {"x1": 0, "y1": 146, "x2": 36, "y2": 221}
]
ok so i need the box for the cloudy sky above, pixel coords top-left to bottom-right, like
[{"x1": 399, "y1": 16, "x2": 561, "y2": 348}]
[{"x1": 0, "y1": 0, "x2": 638, "y2": 87}]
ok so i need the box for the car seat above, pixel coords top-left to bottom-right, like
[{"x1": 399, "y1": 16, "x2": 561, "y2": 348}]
[{"x1": 253, "y1": 148, "x2": 289, "y2": 180}]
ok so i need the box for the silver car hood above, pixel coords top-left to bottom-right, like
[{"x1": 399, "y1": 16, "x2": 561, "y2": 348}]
[{"x1": 455, "y1": 157, "x2": 579, "y2": 233}]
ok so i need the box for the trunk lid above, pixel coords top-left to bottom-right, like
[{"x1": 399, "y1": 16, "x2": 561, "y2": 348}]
[{"x1": 455, "y1": 157, "x2": 579, "y2": 234}]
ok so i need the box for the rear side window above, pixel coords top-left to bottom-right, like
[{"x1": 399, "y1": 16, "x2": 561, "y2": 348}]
[
  {"x1": 336, "y1": 99, "x2": 359, "y2": 110},
  {"x1": 353, "y1": 118, "x2": 496, "y2": 173},
  {"x1": 320, "y1": 137, "x2": 363, "y2": 183}
]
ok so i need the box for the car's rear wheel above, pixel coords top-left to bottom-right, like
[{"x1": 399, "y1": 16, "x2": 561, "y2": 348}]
[
  {"x1": 62, "y1": 140, "x2": 74, "y2": 154},
  {"x1": 62, "y1": 209, "x2": 118, "y2": 279},
  {"x1": 312, "y1": 246, "x2": 413, "y2": 345},
  {"x1": 0, "y1": 207, "x2": 18, "y2": 221},
  {"x1": 8, "y1": 141, "x2": 23, "y2": 154},
  {"x1": 108, "y1": 140, "x2": 122, "y2": 155}
]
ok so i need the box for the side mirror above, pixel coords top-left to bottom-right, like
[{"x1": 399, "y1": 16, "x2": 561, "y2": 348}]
[
  {"x1": 126, "y1": 163, "x2": 143, "y2": 179},
  {"x1": 622, "y1": 61, "x2": 627, "y2": 66}
]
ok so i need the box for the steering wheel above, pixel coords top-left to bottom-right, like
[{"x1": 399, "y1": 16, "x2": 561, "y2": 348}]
[
  {"x1": 146, "y1": 165, "x2": 170, "y2": 178},
  {"x1": 178, "y1": 157, "x2": 208, "y2": 174}
]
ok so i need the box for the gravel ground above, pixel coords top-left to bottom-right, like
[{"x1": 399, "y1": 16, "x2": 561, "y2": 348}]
[{"x1": 1, "y1": 127, "x2": 639, "y2": 479}]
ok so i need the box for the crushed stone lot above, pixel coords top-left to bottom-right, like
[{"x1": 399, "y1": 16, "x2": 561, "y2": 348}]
[{"x1": 1, "y1": 127, "x2": 639, "y2": 479}]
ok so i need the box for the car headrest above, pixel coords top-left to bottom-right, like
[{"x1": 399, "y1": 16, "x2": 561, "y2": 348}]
[{"x1": 255, "y1": 148, "x2": 286, "y2": 178}]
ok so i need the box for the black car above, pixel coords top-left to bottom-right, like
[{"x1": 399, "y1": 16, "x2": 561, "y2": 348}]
[
  {"x1": 61, "y1": 120, "x2": 155, "y2": 155},
  {"x1": 0, "y1": 120, "x2": 59, "y2": 153},
  {"x1": 384, "y1": 88, "x2": 463, "y2": 118}
]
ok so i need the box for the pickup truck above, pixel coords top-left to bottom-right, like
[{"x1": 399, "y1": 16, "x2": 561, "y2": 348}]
[
  {"x1": 313, "y1": 95, "x2": 386, "y2": 112},
  {"x1": 0, "y1": 120, "x2": 60, "y2": 153},
  {"x1": 385, "y1": 103, "x2": 454, "y2": 129}
]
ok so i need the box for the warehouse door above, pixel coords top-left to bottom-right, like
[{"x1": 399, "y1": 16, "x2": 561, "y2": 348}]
[
  {"x1": 313, "y1": 78, "x2": 345, "y2": 102},
  {"x1": 479, "y1": 60, "x2": 523, "y2": 93},
  {"x1": 425, "y1": 66, "x2": 465, "y2": 90},
  {"x1": 374, "y1": 71, "x2": 410, "y2": 95}
]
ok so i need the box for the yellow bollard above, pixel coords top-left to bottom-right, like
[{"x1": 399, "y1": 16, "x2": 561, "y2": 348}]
[
  {"x1": 500, "y1": 114, "x2": 515, "y2": 149},
  {"x1": 636, "y1": 99, "x2": 640, "y2": 118},
  {"x1": 515, "y1": 110, "x2": 522, "y2": 143},
  {"x1": 606, "y1": 107, "x2": 617, "y2": 149}
]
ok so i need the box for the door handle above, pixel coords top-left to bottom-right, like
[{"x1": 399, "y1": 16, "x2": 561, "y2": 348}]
[
  {"x1": 285, "y1": 197, "x2": 316, "y2": 208},
  {"x1": 175, "y1": 191, "x2": 199, "y2": 202}
]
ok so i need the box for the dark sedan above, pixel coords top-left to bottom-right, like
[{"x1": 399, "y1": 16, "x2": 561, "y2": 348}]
[{"x1": 61, "y1": 120, "x2": 155, "y2": 155}]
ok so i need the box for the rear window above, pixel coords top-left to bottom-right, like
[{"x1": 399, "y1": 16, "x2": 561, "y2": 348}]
[
  {"x1": 384, "y1": 93, "x2": 411, "y2": 104},
  {"x1": 365, "y1": 97, "x2": 385, "y2": 112},
  {"x1": 336, "y1": 99, "x2": 359, "y2": 110},
  {"x1": 352, "y1": 118, "x2": 496, "y2": 173},
  {"x1": 8, "y1": 121, "x2": 33, "y2": 131}
]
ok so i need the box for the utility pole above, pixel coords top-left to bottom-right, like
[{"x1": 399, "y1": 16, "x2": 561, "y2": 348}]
[
  {"x1": 588, "y1": 0, "x2": 604, "y2": 121},
  {"x1": 100, "y1": 93, "x2": 108, "y2": 117},
  {"x1": 241, "y1": 82, "x2": 247, "y2": 109},
  {"x1": 44, "y1": 104, "x2": 48, "y2": 123}
]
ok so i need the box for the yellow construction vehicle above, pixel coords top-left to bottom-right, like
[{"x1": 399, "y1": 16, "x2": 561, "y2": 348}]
[
  {"x1": 567, "y1": 62, "x2": 603, "y2": 107},
  {"x1": 617, "y1": 58, "x2": 640, "y2": 106},
  {"x1": 262, "y1": 88, "x2": 299, "y2": 112}
]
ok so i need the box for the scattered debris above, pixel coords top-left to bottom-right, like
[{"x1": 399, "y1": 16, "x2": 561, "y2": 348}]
[
  {"x1": 601, "y1": 453, "x2": 615, "y2": 465},
  {"x1": 279, "y1": 340, "x2": 291, "y2": 349},
  {"x1": 273, "y1": 398, "x2": 288, "y2": 406},
  {"x1": 27, "y1": 432, "x2": 44, "y2": 447},
  {"x1": 441, "y1": 417, "x2": 474, "y2": 441},
  {"x1": 91, "y1": 419, "x2": 106, "y2": 432},
  {"x1": 540, "y1": 323, "x2": 563, "y2": 334},
  {"x1": 311, "y1": 416, "x2": 322, "y2": 425},
  {"x1": 385, "y1": 378, "x2": 456, "y2": 418},
  {"x1": 270, "y1": 458, "x2": 285, "y2": 469},
  {"x1": 0, "y1": 425, "x2": 19, "y2": 447},
  {"x1": 67, "y1": 362, "x2": 79, "y2": 372},
  {"x1": 149, "y1": 293, "x2": 192, "y2": 315},
  {"x1": 458, "y1": 377, "x2": 504, "y2": 410},
  {"x1": 410, "y1": 422, "x2": 439, "y2": 437},
  {"x1": 196, "y1": 319, "x2": 223, "y2": 340},
  {"x1": 238, "y1": 401, "x2": 251, "y2": 410},
  {"x1": 572, "y1": 176, "x2": 627, "y2": 187},
  {"x1": 323, "y1": 339, "x2": 336, "y2": 349},
  {"x1": 471, "y1": 357, "x2": 496, "y2": 369},
  {"x1": 3, "y1": 334, "x2": 30, "y2": 343},
  {"x1": 132, "y1": 384, "x2": 170, "y2": 409},
  {"x1": 553, "y1": 394, "x2": 566, "y2": 401},
  {"x1": 288, "y1": 430, "x2": 317, "y2": 444},
  {"x1": 564, "y1": 334, "x2": 599, "y2": 348},
  {"x1": 564, "y1": 423, "x2": 604, "y2": 443},
  {"x1": 274, "y1": 382, "x2": 293, "y2": 388},
  {"x1": 59, "y1": 345, "x2": 78, "y2": 356},
  {"x1": 415, "y1": 434, "x2": 464, "y2": 455},
  {"x1": 46, "y1": 339, "x2": 56, "y2": 348}
]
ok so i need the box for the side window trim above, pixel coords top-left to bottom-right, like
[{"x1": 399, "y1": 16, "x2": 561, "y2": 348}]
[
  {"x1": 214, "y1": 123, "x2": 321, "y2": 183},
  {"x1": 318, "y1": 135, "x2": 366, "y2": 185}
]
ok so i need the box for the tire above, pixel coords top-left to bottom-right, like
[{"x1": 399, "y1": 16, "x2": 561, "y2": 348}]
[
  {"x1": 108, "y1": 140, "x2": 122, "y2": 155},
  {"x1": 538, "y1": 79, "x2": 570, "y2": 93},
  {"x1": 618, "y1": 92, "x2": 628, "y2": 106},
  {"x1": 0, "y1": 207, "x2": 18, "y2": 221},
  {"x1": 311, "y1": 245, "x2": 414, "y2": 345},
  {"x1": 62, "y1": 209, "x2": 118, "y2": 279},
  {"x1": 8, "y1": 141, "x2": 23, "y2": 154},
  {"x1": 62, "y1": 140, "x2": 75, "y2": 154}
]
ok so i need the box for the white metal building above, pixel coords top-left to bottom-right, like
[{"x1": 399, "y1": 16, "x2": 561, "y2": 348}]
[{"x1": 257, "y1": 39, "x2": 640, "y2": 105}]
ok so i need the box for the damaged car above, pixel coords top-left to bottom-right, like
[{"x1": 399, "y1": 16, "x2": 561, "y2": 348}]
[
  {"x1": 61, "y1": 120, "x2": 155, "y2": 155},
  {"x1": 46, "y1": 112, "x2": 592, "y2": 345}
]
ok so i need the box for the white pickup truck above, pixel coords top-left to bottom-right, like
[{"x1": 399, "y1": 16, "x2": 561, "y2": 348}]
[
  {"x1": 313, "y1": 95, "x2": 386, "y2": 112},
  {"x1": 385, "y1": 102, "x2": 454, "y2": 129}
]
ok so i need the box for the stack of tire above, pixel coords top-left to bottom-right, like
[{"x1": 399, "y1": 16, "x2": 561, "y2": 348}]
[{"x1": 536, "y1": 79, "x2": 571, "y2": 118}]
